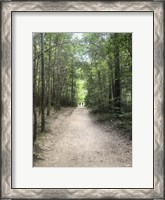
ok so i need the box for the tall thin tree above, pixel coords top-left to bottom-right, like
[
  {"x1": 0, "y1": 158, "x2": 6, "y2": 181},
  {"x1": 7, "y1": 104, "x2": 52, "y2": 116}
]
[{"x1": 41, "y1": 33, "x2": 45, "y2": 132}]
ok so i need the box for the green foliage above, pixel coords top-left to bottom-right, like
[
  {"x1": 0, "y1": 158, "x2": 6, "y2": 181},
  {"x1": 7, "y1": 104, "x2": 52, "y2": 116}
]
[
  {"x1": 33, "y1": 32, "x2": 132, "y2": 140},
  {"x1": 76, "y1": 79, "x2": 87, "y2": 103}
]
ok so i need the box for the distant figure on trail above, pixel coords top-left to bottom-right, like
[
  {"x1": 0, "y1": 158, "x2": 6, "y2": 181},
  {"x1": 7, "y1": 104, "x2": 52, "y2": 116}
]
[{"x1": 78, "y1": 102, "x2": 85, "y2": 106}]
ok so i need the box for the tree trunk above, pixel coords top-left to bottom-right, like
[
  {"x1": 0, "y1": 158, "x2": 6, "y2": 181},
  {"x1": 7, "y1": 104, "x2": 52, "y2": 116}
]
[
  {"x1": 71, "y1": 65, "x2": 74, "y2": 106},
  {"x1": 33, "y1": 43, "x2": 37, "y2": 141},
  {"x1": 108, "y1": 60, "x2": 114, "y2": 113},
  {"x1": 47, "y1": 34, "x2": 51, "y2": 116},
  {"x1": 55, "y1": 33, "x2": 62, "y2": 110},
  {"x1": 41, "y1": 33, "x2": 45, "y2": 132},
  {"x1": 114, "y1": 33, "x2": 121, "y2": 113}
]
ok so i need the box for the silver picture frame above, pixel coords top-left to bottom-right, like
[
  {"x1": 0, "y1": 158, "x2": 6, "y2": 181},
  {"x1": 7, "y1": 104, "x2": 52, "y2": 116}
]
[{"x1": 1, "y1": 1, "x2": 164, "y2": 199}]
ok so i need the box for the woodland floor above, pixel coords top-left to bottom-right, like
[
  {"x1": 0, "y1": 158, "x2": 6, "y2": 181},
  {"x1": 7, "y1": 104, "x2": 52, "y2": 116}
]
[{"x1": 33, "y1": 107, "x2": 132, "y2": 167}]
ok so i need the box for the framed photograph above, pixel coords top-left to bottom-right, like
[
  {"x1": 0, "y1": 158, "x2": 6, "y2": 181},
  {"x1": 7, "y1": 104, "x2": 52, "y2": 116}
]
[{"x1": 1, "y1": 0, "x2": 164, "y2": 199}]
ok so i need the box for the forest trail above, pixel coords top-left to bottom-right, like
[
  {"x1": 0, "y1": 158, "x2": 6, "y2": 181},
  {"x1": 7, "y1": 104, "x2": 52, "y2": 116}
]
[{"x1": 34, "y1": 107, "x2": 132, "y2": 167}]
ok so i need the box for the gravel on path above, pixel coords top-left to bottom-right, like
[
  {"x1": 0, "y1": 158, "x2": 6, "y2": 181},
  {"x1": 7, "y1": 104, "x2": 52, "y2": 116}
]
[{"x1": 34, "y1": 106, "x2": 132, "y2": 167}]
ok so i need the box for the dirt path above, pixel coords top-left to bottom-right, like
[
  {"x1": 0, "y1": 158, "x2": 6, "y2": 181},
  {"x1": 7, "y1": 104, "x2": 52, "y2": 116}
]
[{"x1": 34, "y1": 107, "x2": 132, "y2": 167}]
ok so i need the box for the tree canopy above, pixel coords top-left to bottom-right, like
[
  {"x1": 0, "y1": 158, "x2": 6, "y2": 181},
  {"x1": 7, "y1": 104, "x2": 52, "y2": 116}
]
[{"x1": 33, "y1": 32, "x2": 132, "y2": 141}]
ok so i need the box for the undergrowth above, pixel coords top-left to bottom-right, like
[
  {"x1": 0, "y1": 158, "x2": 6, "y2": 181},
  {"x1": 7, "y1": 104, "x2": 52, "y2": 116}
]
[{"x1": 90, "y1": 109, "x2": 132, "y2": 140}]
